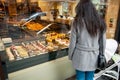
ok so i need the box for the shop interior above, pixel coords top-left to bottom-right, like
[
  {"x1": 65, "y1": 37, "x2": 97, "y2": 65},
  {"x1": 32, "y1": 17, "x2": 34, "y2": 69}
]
[{"x1": 0, "y1": 0, "x2": 120, "y2": 80}]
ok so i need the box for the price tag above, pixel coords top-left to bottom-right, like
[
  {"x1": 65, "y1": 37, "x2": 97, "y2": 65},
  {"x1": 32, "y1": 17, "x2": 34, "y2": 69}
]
[{"x1": 2, "y1": 38, "x2": 12, "y2": 44}]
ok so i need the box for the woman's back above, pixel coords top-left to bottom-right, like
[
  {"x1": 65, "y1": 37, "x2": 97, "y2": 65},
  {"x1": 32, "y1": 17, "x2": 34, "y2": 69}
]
[
  {"x1": 76, "y1": 19, "x2": 99, "y2": 50},
  {"x1": 68, "y1": 0, "x2": 106, "y2": 71}
]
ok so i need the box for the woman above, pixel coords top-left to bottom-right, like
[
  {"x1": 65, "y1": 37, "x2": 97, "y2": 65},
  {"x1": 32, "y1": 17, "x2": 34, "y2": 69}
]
[{"x1": 68, "y1": 0, "x2": 106, "y2": 80}]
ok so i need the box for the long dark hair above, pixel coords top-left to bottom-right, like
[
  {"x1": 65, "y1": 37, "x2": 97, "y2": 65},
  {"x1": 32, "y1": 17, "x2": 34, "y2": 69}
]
[{"x1": 73, "y1": 0, "x2": 106, "y2": 37}]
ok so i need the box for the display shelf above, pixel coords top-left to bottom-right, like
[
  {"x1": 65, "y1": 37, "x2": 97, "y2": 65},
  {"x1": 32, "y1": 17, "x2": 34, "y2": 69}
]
[
  {"x1": 6, "y1": 48, "x2": 68, "y2": 73},
  {"x1": 0, "y1": 47, "x2": 68, "y2": 80}
]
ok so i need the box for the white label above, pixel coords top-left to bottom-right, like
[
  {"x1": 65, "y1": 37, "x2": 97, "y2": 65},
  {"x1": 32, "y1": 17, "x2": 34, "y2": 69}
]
[{"x1": 2, "y1": 38, "x2": 12, "y2": 44}]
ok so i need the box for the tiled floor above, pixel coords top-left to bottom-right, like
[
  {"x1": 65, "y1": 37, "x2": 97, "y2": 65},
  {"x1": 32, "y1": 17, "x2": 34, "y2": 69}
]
[{"x1": 66, "y1": 75, "x2": 76, "y2": 80}]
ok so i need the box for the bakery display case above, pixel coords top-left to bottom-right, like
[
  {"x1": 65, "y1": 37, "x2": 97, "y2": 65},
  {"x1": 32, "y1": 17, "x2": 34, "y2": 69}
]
[
  {"x1": 0, "y1": 0, "x2": 76, "y2": 79},
  {"x1": 1, "y1": 17, "x2": 70, "y2": 79},
  {"x1": 0, "y1": 22, "x2": 70, "y2": 80},
  {"x1": 6, "y1": 19, "x2": 70, "y2": 61},
  {"x1": 0, "y1": 1, "x2": 76, "y2": 79}
]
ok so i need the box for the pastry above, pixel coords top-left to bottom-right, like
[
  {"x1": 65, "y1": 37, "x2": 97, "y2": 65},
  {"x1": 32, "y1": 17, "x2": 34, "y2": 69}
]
[
  {"x1": 6, "y1": 48, "x2": 15, "y2": 61},
  {"x1": 16, "y1": 46, "x2": 29, "y2": 58}
]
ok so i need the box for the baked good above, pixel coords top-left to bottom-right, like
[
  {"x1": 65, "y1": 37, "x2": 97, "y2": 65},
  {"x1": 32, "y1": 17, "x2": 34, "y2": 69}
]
[
  {"x1": 16, "y1": 46, "x2": 29, "y2": 58},
  {"x1": 6, "y1": 48, "x2": 15, "y2": 61}
]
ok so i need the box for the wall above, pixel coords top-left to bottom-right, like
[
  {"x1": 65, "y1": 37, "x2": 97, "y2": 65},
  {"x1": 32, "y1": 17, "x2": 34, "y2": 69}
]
[
  {"x1": 105, "y1": 0, "x2": 120, "y2": 38},
  {"x1": 38, "y1": 0, "x2": 76, "y2": 20}
]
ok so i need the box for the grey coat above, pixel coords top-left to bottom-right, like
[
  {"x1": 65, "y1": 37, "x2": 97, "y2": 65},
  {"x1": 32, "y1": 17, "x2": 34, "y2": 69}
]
[{"x1": 68, "y1": 20, "x2": 106, "y2": 71}]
